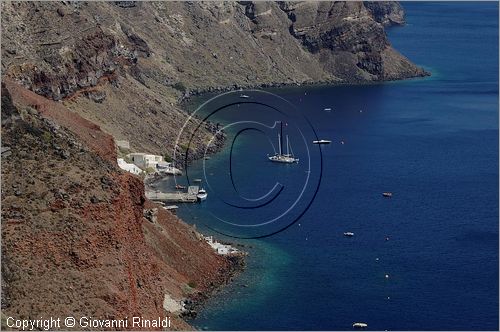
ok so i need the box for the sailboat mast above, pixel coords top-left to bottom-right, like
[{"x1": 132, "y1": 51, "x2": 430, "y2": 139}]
[
  {"x1": 280, "y1": 121, "x2": 283, "y2": 156},
  {"x1": 278, "y1": 133, "x2": 282, "y2": 155},
  {"x1": 286, "y1": 135, "x2": 289, "y2": 155}
]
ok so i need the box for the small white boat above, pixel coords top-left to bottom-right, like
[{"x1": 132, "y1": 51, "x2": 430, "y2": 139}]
[
  {"x1": 197, "y1": 188, "x2": 208, "y2": 201},
  {"x1": 313, "y1": 139, "x2": 332, "y2": 145},
  {"x1": 343, "y1": 232, "x2": 354, "y2": 237},
  {"x1": 239, "y1": 94, "x2": 250, "y2": 98},
  {"x1": 382, "y1": 192, "x2": 393, "y2": 198},
  {"x1": 352, "y1": 322, "x2": 368, "y2": 329},
  {"x1": 324, "y1": 107, "x2": 332, "y2": 111}
]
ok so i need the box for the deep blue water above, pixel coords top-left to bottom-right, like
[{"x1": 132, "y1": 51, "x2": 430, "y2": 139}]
[{"x1": 161, "y1": 2, "x2": 499, "y2": 330}]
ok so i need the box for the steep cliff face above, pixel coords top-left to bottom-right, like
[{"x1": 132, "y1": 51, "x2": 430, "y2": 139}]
[
  {"x1": 1, "y1": 1, "x2": 223, "y2": 162},
  {"x1": 1, "y1": 2, "x2": 427, "y2": 328},
  {"x1": 1, "y1": 82, "x2": 237, "y2": 330},
  {"x1": 279, "y1": 1, "x2": 422, "y2": 81},
  {"x1": 1, "y1": 1, "x2": 427, "y2": 157}
]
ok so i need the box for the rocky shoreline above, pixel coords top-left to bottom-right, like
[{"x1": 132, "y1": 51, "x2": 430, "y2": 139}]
[
  {"x1": 181, "y1": 252, "x2": 246, "y2": 321},
  {"x1": 176, "y1": 64, "x2": 429, "y2": 168},
  {"x1": 159, "y1": 58, "x2": 430, "y2": 322},
  {"x1": 0, "y1": 80, "x2": 246, "y2": 331},
  {"x1": 175, "y1": 64, "x2": 430, "y2": 167},
  {"x1": 178, "y1": 121, "x2": 227, "y2": 167},
  {"x1": 1, "y1": 2, "x2": 431, "y2": 329},
  {"x1": 144, "y1": 159, "x2": 246, "y2": 325},
  {"x1": 178, "y1": 71, "x2": 430, "y2": 105}
]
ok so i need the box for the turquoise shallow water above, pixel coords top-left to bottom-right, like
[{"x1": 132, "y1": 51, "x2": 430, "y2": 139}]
[{"x1": 159, "y1": 2, "x2": 499, "y2": 330}]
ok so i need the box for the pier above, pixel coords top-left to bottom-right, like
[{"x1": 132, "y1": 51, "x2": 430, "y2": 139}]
[{"x1": 146, "y1": 186, "x2": 199, "y2": 203}]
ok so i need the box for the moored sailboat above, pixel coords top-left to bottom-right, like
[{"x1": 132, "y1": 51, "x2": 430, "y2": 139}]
[{"x1": 268, "y1": 121, "x2": 299, "y2": 164}]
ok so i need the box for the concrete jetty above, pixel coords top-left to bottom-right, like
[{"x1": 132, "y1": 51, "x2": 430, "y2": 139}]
[{"x1": 146, "y1": 186, "x2": 199, "y2": 203}]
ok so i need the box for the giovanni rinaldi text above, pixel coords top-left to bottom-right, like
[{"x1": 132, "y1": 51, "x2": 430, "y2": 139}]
[{"x1": 6, "y1": 316, "x2": 172, "y2": 330}]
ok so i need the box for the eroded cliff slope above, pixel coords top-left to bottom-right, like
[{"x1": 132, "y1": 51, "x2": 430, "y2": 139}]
[
  {"x1": 1, "y1": 82, "x2": 238, "y2": 330},
  {"x1": 1, "y1": 1, "x2": 427, "y2": 157},
  {"x1": 1, "y1": 2, "x2": 427, "y2": 329}
]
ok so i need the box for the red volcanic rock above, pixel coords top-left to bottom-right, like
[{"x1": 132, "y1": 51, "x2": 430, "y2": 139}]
[
  {"x1": 1, "y1": 82, "x2": 238, "y2": 330},
  {"x1": 4, "y1": 78, "x2": 116, "y2": 164}
]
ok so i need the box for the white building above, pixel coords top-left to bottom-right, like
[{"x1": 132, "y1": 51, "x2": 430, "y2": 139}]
[
  {"x1": 204, "y1": 236, "x2": 239, "y2": 256},
  {"x1": 127, "y1": 153, "x2": 164, "y2": 170},
  {"x1": 117, "y1": 158, "x2": 144, "y2": 175},
  {"x1": 156, "y1": 162, "x2": 182, "y2": 175}
]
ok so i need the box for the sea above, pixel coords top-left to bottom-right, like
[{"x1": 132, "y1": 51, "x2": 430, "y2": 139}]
[{"x1": 156, "y1": 2, "x2": 499, "y2": 330}]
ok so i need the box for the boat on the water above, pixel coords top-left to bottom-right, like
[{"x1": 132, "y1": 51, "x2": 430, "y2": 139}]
[
  {"x1": 239, "y1": 94, "x2": 250, "y2": 98},
  {"x1": 352, "y1": 322, "x2": 368, "y2": 329},
  {"x1": 175, "y1": 184, "x2": 186, "y2": 190},
  {"x1": 382, "y1": 192, "x2": 393, "y2": 198},
  {"x1": 313, "y1": 139, "x2": 332, "y2": 145},
  {"x1": 324, "y1": 107, "x2": 332, "y2": 111},
  {"x1": 268, "y1": 121, "x2": 299, "y2": 164},
  {"x1": 344, "y1": 232, "x2": 354, "y2": 237},
  {"x1": 197, "y1": 188, "x2": 208, "y2": 201}
]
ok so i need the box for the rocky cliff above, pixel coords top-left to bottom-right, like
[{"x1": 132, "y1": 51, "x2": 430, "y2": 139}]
[
  {"x1": 1, "y1": 81, "x2": 241, "y2": 330},
  {"x1": 1, "y1": 1, "x2": 427, "y2": 329},
  {"x1": 1, "y1": 1, "x2": 428, "y2": 158},
  {"x1": 364, "y1": 1, "x2": 406, "y2": 26}
]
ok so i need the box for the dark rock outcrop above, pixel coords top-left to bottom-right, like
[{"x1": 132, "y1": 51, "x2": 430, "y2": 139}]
[
  {"x1": 281, "y1": 1, "x2": 425, "y2": 81},
  {"x1": 115, "y1": 1, "x2": 137, "y2": 9},
  {"x1": 364, "y1": 1, "x2": 406, "y2": 26}
]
